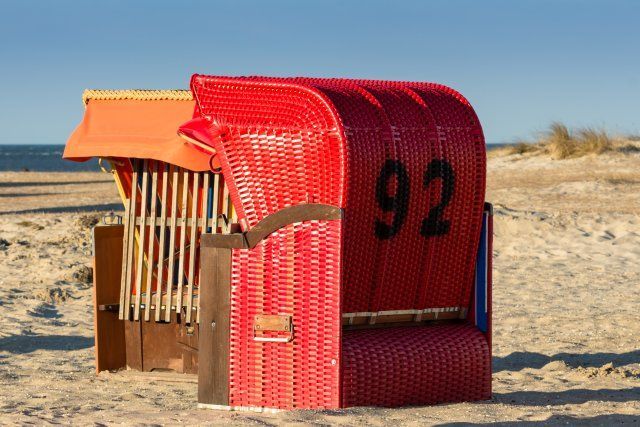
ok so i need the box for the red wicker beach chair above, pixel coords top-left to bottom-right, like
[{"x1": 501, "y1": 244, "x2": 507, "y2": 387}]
[{"x1": 190, "y1": 75, "x2": 493, "y2": 410}]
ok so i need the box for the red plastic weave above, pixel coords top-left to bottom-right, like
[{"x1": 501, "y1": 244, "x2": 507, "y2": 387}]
[
  {"x1": 190, "y1": 76, "x2": 345, "y2": 228},
  {"x1": 229, "y1": 220, "x2": 342, "y2": 409},
  {"x1": 191, "y1": 75, "x2": 485, "y2": 314},
  {"x1": 189, "y1": 76, "x2": 488, "y2": 409},
  {"x1": 342, "y1": 323, "x2": 491, "y2": 407},
  {"x1": 339, "y1": 79, "x2": 485, "y2": 311}
]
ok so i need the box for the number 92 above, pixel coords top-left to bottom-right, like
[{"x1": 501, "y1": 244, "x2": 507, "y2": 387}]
[{"x1": 374, "y1": 158, "x2": 455, "y2": 240}]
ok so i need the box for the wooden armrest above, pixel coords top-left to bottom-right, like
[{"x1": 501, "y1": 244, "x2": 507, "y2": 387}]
[{"x1": 201, "y1": 203, "x2": 342, "y2": 250}]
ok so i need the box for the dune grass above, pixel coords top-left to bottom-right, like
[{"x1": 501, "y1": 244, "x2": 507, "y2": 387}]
[
  {"x1": 505, "y1": 122, "x2": 618, "y2": 159},
  {"x1": 542, "y1": 122, "x2": 613, "y2": 159},
  {"x1": 507, "y1": 140, "x2": 538, "y2": 155}
]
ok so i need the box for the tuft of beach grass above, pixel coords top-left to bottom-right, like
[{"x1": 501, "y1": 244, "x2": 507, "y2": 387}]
[{"x1": 497, "y1": 122, "x2": 635, "y2": 160}]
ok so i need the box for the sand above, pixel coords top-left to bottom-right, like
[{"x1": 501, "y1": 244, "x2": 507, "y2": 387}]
[{"x1": 0, "y1": 150, "x2": 639, "y2": 425}]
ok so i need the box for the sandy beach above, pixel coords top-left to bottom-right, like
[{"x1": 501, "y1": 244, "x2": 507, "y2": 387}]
[{"x1": 0, "y1": 148, "x2": 639, "y2": 425}]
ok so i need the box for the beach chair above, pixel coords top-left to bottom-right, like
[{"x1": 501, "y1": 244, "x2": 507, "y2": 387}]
[
  {"x1": 63, "y1": 76, "x2": 493, "y2": 410},
  {"x1": 189, "y1": 76, "x2": 493, "y2": 409},
  {"x1": 64, "y1": 90, "x2": 237, "y2": 374}
]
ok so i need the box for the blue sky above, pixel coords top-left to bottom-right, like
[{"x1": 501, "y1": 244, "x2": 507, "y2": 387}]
[{"x1": 0, "y1": 0, "x2": 638, "y2": 145}]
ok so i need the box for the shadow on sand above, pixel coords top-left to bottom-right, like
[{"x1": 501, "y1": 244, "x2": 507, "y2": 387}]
[
  {"x1": 493, "y1": 386, "x2": 640, "y2": 406},
  {"x1": 0, "y1": 333, "x2": 93, "y2": 354},
  {"x1": 0, "y1": 192, "x2": 62, "y2": 198},
  {"x1": 0, "y1": 180, "x2": 111, "y2": 188},
  {"x1": 0, "y1": 203, "x2": 123, "y2": 215},
  {"x1": 440, "y1": 413, "x2": 640, "y2": 426},
  {"x1": 494, "y1": 350, "x2": 640, "y2": 372}
]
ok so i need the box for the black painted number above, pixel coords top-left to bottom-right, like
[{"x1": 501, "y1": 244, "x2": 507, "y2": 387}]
[
  {"x1": 421, "y1": 159, "x2": 455, "y2": 237},
  {"x1": 374, "y1": 159, "x2": 410, "y2": 240},
  {"x1": 374, "y1": 158, "x2": 455, "y2": 239}
]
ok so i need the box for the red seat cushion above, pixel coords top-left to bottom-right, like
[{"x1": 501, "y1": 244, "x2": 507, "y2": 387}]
[{"x1": 341, "y1": 323, "x2": 491, "y2": 407}]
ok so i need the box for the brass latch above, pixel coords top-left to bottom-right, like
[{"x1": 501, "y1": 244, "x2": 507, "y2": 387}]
[{"x1": 253, "y1": 315, "x2": 293, "y2": 343}]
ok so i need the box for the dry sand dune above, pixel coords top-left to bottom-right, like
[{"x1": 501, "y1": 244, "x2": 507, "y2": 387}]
[{"x1": 0, "y1": 150, "x2": 639, "y2": 425}]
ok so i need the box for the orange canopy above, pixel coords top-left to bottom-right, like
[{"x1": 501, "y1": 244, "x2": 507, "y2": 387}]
[{"x1": 64, "y1": 90, "x2": 211, "y2": 171}]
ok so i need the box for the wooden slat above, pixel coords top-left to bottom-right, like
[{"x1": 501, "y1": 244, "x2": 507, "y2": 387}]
[
  {"x1": 185, "y1": 172, "x2": 199, "y2": 324},
  {"x1": 229, "y1": 195, "x2": 237, "y2": 224},
  {"x1": 198, "y1": 245, "x2": 231, "y2": 406},
  {"x1": 134, "y1": 217, "x2": 211, "y2": 226},
  {"x1": 118, "y1": 198, "x2": 131, "y2": 320},
  {"x1": 144, "y1": 162, "x2": 158, "y2": 321},
  {"x1": 146, "y1": 292, "x2": 204, "y2": 311},
  {"x1": 122, "y1": 161, "x2": 139, "y2": 320},
  {"x1": 211, "y1": 174, "x2": 221, "y2": 232},
  {"x1": 201, "y1": 172, "x2": 211, "y2": 235},
  {"x1": 221, "y1": 182, "x2": 230, "y2": 233},
  {"x1": 176, "y1": 170, "x2": 190, "y2": 313},
  {"x1": 155, "y1": 163, "x2": 169, "y2": 322},
  {"x1": 342, "y1": 311, "x2": 462, "y2": 328},
  {"x1": 108, "y1": 159, "x2": 129, "y2": 209},
  {"x1": 119, "y1": 164, "x2": 235, "y2": 326},
  {"x1": 196, "y1": 172, "x2": 210, "y2": 324},
  {"x1": 133, "y1": 160, "x2": 149, "y2": 321},
  {"x1": 165, "y1": 166, "x2": 180, "y2": 323}
]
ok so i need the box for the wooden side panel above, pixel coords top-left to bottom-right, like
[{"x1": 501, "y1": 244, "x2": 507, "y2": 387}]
[
  {"x1": 177, "y1": 322, "x2": 200, "y2": 374},
  {"x1": 93, "y1": 225, "x2": 126, "y2": 373},
  {"x1": 140, "y1": 316, "x2": 199, "y2": 374},
  {"x1": 198, "y1": 245, "x2": 231, "y2": 405},
  {"x1": 125, "y1": 319, "x2": 143, "y2": 370}
]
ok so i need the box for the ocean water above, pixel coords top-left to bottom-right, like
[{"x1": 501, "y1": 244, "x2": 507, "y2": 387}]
[
  {"x1": 0, "y1": 145, "x2": 100, "y2": 172},
  {"x1": 0, "y1": 143, "x2": 511, "y2": 172}
]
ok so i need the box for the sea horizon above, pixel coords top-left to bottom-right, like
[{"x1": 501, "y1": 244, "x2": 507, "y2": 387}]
[{"x1": 0, "y1": 143, "x2": 513, "y2": 172}]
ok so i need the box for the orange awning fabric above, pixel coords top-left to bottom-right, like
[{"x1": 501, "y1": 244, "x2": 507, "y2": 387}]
[{"x1": 64, "y1": 94, "x2": 211, "y2": 171}]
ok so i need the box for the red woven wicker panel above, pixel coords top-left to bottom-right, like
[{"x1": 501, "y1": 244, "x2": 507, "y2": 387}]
[
  {"x1": 341, "y1": 323, "x2": 491, "y2": 407},
  {"x1": 287, "y1": 79, "x2": 393, "y2": 313},
  {"x1": 228, "y1": 220, "x2": 342, "y2": 409},
  {"x1": 190, "y1": 75, "x2": 345, "y2": 228},
  {"x1": 360, "y1": 81, "x2": 485, "y2": 310},
  {"x1": 292, "y1": 78, "x2": 485, "y2": 312},
  {"x1": 190, "y1": 75, "x2": 485, "y2": 313},
  {"x1": 396, "y1": 83, "x2": 485, "y2": 309},
  {"x1": 347, "y1": 82, "x2": 447, "y2": 311}
]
